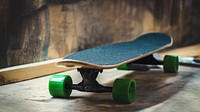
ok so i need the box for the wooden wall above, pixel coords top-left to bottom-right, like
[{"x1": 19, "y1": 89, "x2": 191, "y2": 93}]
[
  {"x1": 0, "y1": 0, "x2": 200, "y2": 68},
  {"x1": 0, "y1": 0, "x2": 50, "y2": 68}
]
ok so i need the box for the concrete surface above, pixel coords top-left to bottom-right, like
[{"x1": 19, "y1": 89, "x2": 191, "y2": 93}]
[{"x1": 0, "y1": 66, "x2": 200, "y2": 112}]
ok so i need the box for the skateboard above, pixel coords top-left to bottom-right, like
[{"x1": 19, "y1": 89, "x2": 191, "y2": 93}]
[{"x1": 48, "y1": 33, "x2": 179, "y2": 104}]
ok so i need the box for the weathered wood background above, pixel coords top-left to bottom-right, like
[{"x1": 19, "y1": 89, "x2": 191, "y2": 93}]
[{"x1": 0, "y1": 0, "x2": 200, "y2": 68}]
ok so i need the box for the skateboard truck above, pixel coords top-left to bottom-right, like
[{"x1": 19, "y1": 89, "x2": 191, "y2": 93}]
[
  {"x1": 117, "y1": 54, "x2": 162, "y2": 71},
  {"x1": 70, "y1": 68, "x2": 112, "y2": 92},
  {"x1": 117, "y1": 54, "x2": 179, "y2": 73}
]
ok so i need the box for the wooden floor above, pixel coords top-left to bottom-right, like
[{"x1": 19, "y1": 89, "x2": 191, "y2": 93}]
[{"x1": 0, "y1": 66, "x2": 200, "y2": 112}]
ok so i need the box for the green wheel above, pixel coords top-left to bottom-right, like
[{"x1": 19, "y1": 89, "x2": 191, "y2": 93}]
[
  {"x1": 49, "y1": 74, "x2": 72, "y2": 98},
  {"x1": 117, "y1": 64, "x2": 129, "y2": 70},
  {"x1": 163, "y1": 55, "x2": 179, "y2": 73},
  {"x1": 112, "y1": 78, "x2": 136, "y2": 104}
]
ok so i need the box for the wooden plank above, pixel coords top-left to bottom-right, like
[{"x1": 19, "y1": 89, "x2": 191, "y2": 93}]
[
  {"x1": 0, "y1": 59, "x2": 72, "y2": 85},
  {"x1": 160, "y1": 44, "x2": 200, "y2": 57}
]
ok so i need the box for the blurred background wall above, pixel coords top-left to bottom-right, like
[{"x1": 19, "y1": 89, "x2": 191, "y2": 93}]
[{"x1": 0, "y1": 0, "x2": 199, "y2": 68}]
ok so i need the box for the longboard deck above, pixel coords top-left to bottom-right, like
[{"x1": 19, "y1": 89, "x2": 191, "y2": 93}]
[{"x1": 57, "y1": 33, "x2": 172, "y2": 69}]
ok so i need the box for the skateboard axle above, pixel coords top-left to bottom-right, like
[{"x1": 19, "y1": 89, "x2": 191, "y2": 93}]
[{"x1": 67, "y1": 68, "x2": 112, "y2": 92}]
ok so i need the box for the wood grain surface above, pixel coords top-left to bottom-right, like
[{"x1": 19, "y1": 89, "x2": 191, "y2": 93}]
[
  {"x1": 160, "y1": 44, "x2": 200, "y2": 57},
  {"x1": 0, "y1": 59, "x2": 72, "y2": 85}
]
